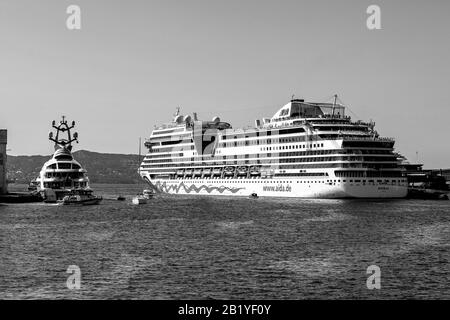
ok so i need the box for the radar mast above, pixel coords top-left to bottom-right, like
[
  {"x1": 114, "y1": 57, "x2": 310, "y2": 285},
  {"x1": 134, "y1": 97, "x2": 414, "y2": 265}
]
[{"x1": 48, "y1": 116, "x2": 79, "y2": 151}]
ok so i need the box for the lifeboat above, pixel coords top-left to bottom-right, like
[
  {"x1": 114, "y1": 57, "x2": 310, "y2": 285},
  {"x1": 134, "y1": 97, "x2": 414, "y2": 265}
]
[
  {"x1": 249, "y1": 165, "x2": 261, "y2": 176},
  {"x1": 202, "y1": 168, "x2": 212, "y2": 177},
  {"x1": 223, "y1": 166, "x2": 235, "y2": 176},
  {"x1": 176, "y1": 169, "x2": 184, "y2": 177},
  {"x1": 212, "y1": 167, "x2": 222, "y2": 177},
  {"x1": 184, "y1": 169, "x2": 193, "y2": 177},
  {"x1": 237, "y1": 166, "x2": 248, "y2": 176},
  {"x1": 193, "y1": 169, "x2": 202, "y2": 177}
]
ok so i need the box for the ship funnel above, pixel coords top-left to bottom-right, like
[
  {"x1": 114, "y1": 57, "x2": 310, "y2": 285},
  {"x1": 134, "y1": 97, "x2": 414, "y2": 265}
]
[
  {"x1": 255, "y1": 119, "x2": 261, "y2": 127},
  {"x1": 193, "y1": 112, "x2": 198, "y2": 121},
  {"x1": 212, "y1": 116, "x2": 220, "y2": 123}
]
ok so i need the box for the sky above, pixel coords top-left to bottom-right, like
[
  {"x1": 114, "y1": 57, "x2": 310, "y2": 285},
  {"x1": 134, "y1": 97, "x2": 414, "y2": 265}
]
[{"x1": 0, "y1": 0, "x2": 449, "y2": 168}]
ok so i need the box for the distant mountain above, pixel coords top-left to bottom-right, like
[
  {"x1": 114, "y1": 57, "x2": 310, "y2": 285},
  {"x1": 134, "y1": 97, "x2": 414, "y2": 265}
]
[{"x1": 7, "y1": 150, "x2": 142, "y2": 184}]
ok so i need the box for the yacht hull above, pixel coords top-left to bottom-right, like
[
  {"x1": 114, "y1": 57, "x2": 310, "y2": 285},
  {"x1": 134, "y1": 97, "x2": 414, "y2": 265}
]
[{"x1": 143, "y1": 177, "x2": 408, "y2": 199}]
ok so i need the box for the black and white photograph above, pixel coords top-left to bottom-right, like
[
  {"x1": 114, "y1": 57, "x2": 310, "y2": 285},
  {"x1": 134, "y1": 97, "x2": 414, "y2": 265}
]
[{"x1": 0, "y1": 0, "x2": 449, "y2": 309}]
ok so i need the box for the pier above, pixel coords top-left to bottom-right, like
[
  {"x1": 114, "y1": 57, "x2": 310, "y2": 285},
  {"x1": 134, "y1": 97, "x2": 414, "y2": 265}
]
[
  {"x1": 0, "y1": 130, "x2": 42, "y2": 203},
  {"x1": 0, "y1": 129, "x2": 7, "y2": 194}
]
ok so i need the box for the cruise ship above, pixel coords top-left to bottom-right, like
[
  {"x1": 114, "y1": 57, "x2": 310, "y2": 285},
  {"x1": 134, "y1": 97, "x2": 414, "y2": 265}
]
[{"x1": 139, "y1": 97, "x2": 408, "y2": 198}]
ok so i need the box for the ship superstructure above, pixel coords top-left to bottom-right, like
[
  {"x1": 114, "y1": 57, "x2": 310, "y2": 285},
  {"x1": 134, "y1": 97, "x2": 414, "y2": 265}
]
[
  {"x1": 37, "y1": 117, "x2": 91, "y2": 202},
  {"x1": 139, "y1": 97, "x2": 408, "y2": 198}
]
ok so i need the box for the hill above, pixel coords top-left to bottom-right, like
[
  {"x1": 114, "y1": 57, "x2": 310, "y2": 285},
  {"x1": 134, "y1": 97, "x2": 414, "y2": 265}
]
[{"x1": 7, "y1": 150, "x2": 142, "y2": 184}]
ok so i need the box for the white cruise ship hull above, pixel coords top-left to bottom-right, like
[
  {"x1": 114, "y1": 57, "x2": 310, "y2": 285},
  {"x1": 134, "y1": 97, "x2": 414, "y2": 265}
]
[{"x1": 143, "y1": 177, "x2": 408, "y2": 198}]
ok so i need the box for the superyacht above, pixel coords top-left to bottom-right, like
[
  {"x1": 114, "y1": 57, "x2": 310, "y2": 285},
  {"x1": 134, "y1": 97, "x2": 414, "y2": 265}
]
[{"x1": 36, "y1": 117, "x2": 101, "y2": 204}]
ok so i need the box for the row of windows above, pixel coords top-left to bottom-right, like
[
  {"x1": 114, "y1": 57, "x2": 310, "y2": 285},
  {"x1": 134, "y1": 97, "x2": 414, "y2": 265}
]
[
  {"x1": 144, "y1": 152, "x2": 183, "y2": 160},
  {"x1": 220, "y1": 135, "x2": 313, "y2": 147},
  {"x1": 149, "y1": 133, "x2": 191, "y2": 142},
  {"x1": 144, "y1": 148, "x2": 395, "y2": 163},
  {"x1": 152, "y1": 127, "x2": 185, "y2": 135},
  {"x1": 221, "y1": 127, "x2": 306, "y2": 140},
  {"x1": 149, "y1": 139, "x2": 393, "y2": 155},
  {"x1": 142, "y1": 155, "x2": 397, "y2": 167},
  {"x1": 43, "y1": 181, "x2": 88, "y2": 188},
  {"x1": 161, "y1": 139, "x2": 190, "y2": 146},
  {"x1": 46, "y1": 163, "x2": 81, "y2": 170},
  {"x1": 262, "y1": 143, "x2": 324, "y2": 151},
  {"x1": 150, "y1": 128, "x2": 316, "y2": 150},
  {"x1": 153, "y1": 178, "x2": 406, "y2": 185},
  {"x1": 142, "y1": 162, "x2": 400, "y2": 172},
  {"x1": 274, "y1": 172, "x2": 328, "y2": 177},
  {"x1": 142, "y1": 163, "x2": 389, "y2": 174},
  {"x1": 335, "y1": 170, "x2": 403, "y2": 177},
  {"x1": 45, "y1": 172, "x2": 85, "y2": 179},
  {"x1": 343, "y1": 141, "x2": 394, "y2": 148},
  {"x1": 149, "y1": 145, "x2": 194, "y2": 153}
]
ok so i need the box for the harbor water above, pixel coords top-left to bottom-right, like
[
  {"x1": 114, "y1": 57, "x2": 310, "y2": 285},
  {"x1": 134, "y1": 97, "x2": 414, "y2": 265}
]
[{"x1": 1, "y1": 184, "x2": 449, "y2": 299}]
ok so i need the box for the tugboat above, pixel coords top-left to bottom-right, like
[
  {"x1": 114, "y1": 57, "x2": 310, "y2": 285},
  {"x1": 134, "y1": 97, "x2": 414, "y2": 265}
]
[{"x1": 36, "y1": 116, "x2": 102, "y2": 204}]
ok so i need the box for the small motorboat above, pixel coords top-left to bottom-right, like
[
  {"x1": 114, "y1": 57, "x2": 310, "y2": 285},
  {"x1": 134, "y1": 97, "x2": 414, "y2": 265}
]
[
  {"x1": 117, "y1": 196, "x2": 126, "y2": 201},
  {"x1": 61, "y1": 190, "x2": 102, "y2": 205},
  {"x1": 132, "y1": 195, "x2": 147, "y2": 205},
  {"x1": 249, "y1": 193, "x2": 259, "y2": 199},
  {"x1": 143, "y1": 189, "x2": 155, "y2": 199},
  {"x1": 27, "y1": 179, "x2": 39, "y2": 191}
]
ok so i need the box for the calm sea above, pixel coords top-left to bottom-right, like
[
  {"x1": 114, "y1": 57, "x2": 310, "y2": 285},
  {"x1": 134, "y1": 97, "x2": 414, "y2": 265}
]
[{"x1": 1, "y1": 183, "x2": 449, "y2": 299}]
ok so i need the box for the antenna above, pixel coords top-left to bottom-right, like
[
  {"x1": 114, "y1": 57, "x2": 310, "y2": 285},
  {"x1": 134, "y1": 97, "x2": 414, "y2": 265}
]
[
  {"x1": 138, "y1": 137, "x2": 142, "y2": 174},
  {"x1": 332, "y1": 94, "x2": 337, "y2": 117},
  {"x1": 49, "y1": 116, "x2": 78, "y2": 151}
]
